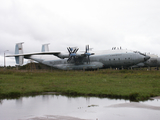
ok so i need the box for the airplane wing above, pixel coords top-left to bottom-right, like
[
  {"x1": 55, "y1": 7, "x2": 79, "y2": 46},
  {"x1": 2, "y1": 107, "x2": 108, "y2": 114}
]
[
  {"x1": 6, "y1": 51, "x2": 61, "y2": 57},
  {"x1": 6, "y1": 43, "x2": 95, "y2": 65}
]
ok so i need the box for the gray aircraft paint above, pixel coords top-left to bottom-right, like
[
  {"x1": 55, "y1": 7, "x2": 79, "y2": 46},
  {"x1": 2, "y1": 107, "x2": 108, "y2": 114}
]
[
  {"x1": 145, "y1": 54, "x2": 160, "y2": 67},
  {"x1": 6, "y1": 43, "x2": 150, "y2": 70},
  {"x1": 27, "y1": 49, "x2": 149, "y2": 70},
  {"x1": 132, "y1": 54, "x2": 160, "y2": 68}
]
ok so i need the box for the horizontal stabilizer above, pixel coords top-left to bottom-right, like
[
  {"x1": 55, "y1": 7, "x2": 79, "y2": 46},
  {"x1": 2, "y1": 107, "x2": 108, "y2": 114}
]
[{"x1": 42, "y1": 43, "x2": 50, "y2": 52}]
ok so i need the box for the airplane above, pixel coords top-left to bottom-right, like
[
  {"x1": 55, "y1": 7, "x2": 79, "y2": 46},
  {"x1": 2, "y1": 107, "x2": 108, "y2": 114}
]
[
  {"x1": 131, "y1": 53, "x2": 160, "y2": 69},
  {"x1": 6, "y1": 42, "x2": 150, "y2": 70}
]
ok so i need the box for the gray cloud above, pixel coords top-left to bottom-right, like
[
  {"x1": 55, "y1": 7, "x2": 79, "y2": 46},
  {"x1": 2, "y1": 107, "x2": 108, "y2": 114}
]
[{"x1": 0, "y1": 0, "x2": 160, "y2": 66}]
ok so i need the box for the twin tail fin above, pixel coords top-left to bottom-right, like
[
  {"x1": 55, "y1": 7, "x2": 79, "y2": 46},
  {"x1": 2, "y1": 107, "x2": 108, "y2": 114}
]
[{"x1": 15, "y1": 42, "x2": 24, "y2": 66}]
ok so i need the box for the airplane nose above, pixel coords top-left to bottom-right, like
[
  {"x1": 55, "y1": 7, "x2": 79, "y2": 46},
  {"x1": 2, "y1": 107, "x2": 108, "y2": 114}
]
[{"x1": 144, "y1": 55, "x2": 150, "y2": 61}]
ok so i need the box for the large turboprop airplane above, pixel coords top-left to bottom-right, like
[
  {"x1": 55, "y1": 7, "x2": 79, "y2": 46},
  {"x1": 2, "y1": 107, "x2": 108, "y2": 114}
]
[{"x1": 6, "y1": 42, "x2": 150, "y2": 70}]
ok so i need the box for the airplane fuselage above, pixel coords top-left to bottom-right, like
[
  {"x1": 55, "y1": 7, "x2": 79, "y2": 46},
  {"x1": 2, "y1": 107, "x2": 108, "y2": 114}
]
[{"x1": 28, "y1": 49, "x2": 149, "y2": 70}]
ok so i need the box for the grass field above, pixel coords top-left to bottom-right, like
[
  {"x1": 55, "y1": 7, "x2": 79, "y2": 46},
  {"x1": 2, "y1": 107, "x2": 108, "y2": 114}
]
[{"x1": 0, "y1": 69, "x2": 160, "y2": 101}]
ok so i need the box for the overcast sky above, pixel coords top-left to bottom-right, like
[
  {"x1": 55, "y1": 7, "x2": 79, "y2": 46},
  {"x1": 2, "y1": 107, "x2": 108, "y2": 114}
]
[{"x1": 0, "y1": 0, "x2": 160, "y2": 66}]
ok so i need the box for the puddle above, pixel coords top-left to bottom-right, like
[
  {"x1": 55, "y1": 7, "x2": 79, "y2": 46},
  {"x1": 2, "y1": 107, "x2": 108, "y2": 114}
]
[{"x1": 0, "y1": 95, "x2": 160, "y2": 120}]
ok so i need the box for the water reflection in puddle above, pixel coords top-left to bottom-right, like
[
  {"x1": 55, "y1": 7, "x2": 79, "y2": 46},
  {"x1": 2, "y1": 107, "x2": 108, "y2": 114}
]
[{"x1": 0, "y1": 95, "x2": 160, "y2": 120}]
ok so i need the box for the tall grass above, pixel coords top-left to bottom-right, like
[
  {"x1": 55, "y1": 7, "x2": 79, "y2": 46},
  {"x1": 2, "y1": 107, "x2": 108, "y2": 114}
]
[{"x1": 0, "y1": 69, "x2": 160, "y2": 101}]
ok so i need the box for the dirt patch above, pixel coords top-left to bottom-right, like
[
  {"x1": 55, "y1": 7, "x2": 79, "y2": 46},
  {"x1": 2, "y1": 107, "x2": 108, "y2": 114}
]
[{"x1": 151, "y1": 96, "x2": 160, "y2": 100}]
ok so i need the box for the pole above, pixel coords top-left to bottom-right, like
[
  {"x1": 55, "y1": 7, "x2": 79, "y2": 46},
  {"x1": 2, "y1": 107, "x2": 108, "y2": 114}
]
[
  {"x1": 4, "y1": 52, "x2": 5, "y2": 69},
  {"x1": 4, "y1": 50, "x2": 9, "y2": 69}
]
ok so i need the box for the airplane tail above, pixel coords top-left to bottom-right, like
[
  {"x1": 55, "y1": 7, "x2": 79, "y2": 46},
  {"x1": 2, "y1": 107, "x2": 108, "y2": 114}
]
[
  {"x1": 15, "y1": 42, "x2": 24, "y2": 66},
  {"x1": 41, "y1": 43, "x2": 50, "y2": 52}
]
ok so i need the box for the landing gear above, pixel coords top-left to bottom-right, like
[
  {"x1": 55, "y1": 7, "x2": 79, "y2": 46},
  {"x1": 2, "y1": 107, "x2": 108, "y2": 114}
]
[{"x1": 155, "y1": 67, "x2": 159, "y2": 70}]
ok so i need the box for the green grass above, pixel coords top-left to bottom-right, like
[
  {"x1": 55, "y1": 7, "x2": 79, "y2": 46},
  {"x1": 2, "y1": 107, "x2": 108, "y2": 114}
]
[{"x1": 0, "y1": 69, "x2": 160, "y2": 101}]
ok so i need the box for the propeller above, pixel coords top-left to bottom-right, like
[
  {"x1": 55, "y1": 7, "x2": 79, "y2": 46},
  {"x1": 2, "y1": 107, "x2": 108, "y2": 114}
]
[
  {"x1": 67, "y1": 47, "x2": 79, "y2": 62},
  {"x1": 84, "y1": 45, "x2": 94, "y2": 64}
]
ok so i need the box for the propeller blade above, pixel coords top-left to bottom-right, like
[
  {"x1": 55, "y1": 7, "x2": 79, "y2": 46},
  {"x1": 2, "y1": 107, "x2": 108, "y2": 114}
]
[
  {"x1": 73, "y1": 56, "x2": 76, "y2": 62},
  {"x1": 85, "y1": 45, "x2": 87, "y2": 53},
  {"x1": 73, "y1": 48, "x2": 77, "y2": 53},
  {"x1": 67, "y1": 47, "x2": 79, "y2": 63},
  {"x1": 67, "y1": 48, "x2": 71, "y2": 54},
  {"x1": 75, "y1": 48, "x2": 79, "y2": 53},
  {"x1": 85, "y1": 45, "x2": 89, "y2": 53},
  {"x1": 84, "y1": 45, "x2": 94, "y2": 64},
  {"x1": 67, "y1": 57, "x2": 72, "y2": 62},
  {"x1": 86, "y1": 55, "x2": 90, "y2": 64},
  {"x1": 69, "y1": 47, "x2": 73, "y2": 52},
  {"x1": 88, "y1": 56, "x2": 90, "y2": 63}
]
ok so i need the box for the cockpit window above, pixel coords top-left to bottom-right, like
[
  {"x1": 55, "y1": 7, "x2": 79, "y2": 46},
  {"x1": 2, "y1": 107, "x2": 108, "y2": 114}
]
[
  {"x1": 134, "y1": 51, "x2": 146, "y2": 56},
  {"x1": 138, "y1": 52, "x2": 146, "y2": 56}
]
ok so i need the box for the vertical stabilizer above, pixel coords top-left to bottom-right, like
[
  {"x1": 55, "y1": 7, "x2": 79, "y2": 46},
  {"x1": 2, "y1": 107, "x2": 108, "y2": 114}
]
[
  {"x1": 41, "y1": 43, "x2": 50, "y2": 52},
  {"x1": 15, "y1": 42, "x2": 24, "y2": 66}
]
